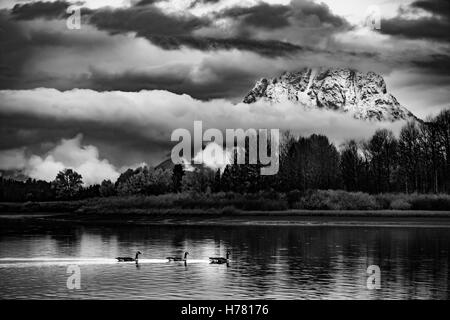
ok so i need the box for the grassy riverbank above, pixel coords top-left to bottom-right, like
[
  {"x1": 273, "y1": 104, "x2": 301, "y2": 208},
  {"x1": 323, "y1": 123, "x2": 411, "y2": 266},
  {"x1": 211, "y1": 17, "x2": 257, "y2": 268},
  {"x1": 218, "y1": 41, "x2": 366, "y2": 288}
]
[{"x1": 1, "y1": 190, "x2": 450, "y2": 216}]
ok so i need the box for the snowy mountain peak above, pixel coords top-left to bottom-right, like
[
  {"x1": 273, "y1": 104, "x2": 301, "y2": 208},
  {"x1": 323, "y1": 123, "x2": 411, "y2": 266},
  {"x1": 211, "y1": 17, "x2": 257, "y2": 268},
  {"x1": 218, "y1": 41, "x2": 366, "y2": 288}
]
[{"x1": 243, "y1": 68, "x2": 417, "y2": 122}]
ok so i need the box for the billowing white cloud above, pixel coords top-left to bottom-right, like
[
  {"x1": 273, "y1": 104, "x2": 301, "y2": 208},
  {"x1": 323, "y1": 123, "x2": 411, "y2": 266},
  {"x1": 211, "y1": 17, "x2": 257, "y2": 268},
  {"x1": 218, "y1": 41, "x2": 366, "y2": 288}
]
[
  {"x1": 26, "y1": 154, "x2": 65, "y2": 183},
  {"x1": 0, "y1": 148, "x2": 27, "y2": 171},
  {"x1": 192, "y1": 142, "x2": 232, "y2": 172},
  {"x1": 0, "y1": 87, "x2": 408, "y2": 175},
  {"x1": 0, "y1": 134, "x2": 120, "y2": 185},
  {"x1": 0, "y1": 88, "x2": 406, "y2": 144},
  {"x1": 155, "y1": 0, "x2": 291, "y2": 16}
]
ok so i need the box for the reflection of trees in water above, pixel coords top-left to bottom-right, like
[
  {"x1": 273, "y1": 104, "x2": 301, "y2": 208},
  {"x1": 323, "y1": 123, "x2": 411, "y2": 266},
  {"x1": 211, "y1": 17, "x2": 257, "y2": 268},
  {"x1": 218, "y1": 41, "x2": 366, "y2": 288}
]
[
  {"x1": 4, "y1": 221, "x2": 449, "y2": 298},
  {"x1": 107, "y1": 224, "x2": 449, "y2": 298}
]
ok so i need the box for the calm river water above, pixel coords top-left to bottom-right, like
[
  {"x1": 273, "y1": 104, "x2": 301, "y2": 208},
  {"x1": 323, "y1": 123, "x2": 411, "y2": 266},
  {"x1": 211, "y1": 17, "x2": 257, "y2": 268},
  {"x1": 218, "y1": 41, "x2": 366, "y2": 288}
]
[{"x1": 0, "y1": 216, "x2": 449, "y2": 299}]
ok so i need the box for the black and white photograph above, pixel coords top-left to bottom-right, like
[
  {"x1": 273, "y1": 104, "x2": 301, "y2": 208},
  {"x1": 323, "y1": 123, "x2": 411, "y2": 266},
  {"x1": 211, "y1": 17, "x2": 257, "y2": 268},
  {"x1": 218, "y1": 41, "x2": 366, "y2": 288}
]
[{"x1": 0, "y1": 0, "x2": 449, "y2": 307}]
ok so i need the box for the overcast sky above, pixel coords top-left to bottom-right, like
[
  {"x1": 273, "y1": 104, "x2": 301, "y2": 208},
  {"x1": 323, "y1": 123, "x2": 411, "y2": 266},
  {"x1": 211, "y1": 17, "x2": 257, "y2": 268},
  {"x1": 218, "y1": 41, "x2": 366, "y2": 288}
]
[{"x1": 0, "y1": 0, "x2": 449, "y2": 183}]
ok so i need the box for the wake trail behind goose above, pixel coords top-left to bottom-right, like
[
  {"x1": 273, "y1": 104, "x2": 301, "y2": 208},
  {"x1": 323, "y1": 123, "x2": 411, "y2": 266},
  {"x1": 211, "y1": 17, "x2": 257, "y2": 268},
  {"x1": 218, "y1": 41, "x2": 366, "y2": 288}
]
[{"x1": 0, "y1": 257, "x2": 211, "y2": 268}]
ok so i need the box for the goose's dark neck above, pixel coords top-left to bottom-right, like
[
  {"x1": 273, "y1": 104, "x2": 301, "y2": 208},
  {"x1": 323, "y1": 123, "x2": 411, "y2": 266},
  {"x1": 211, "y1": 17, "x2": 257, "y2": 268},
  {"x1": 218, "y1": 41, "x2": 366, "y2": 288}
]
[
  {"x1": 135, "y1": 253, "x2": 140, "y2": 260},
  {"x1": 226, "y1": 252, "x2": 230, "y2": 259}
]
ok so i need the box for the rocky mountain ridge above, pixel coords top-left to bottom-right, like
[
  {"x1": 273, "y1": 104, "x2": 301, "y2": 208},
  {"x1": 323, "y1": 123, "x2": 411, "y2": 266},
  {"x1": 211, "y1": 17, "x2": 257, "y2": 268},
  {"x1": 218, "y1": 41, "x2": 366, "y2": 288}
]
[{"x1": 243, "y1": 68, "x2": 417, "y2": 122}]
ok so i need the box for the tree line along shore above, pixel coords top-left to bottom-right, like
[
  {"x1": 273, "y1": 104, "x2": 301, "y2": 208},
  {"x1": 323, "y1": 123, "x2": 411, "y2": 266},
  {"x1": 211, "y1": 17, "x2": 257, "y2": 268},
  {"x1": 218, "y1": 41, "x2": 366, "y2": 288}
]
[{"x1": 0, "y1": 110, "x2": 449, "y2": 213}]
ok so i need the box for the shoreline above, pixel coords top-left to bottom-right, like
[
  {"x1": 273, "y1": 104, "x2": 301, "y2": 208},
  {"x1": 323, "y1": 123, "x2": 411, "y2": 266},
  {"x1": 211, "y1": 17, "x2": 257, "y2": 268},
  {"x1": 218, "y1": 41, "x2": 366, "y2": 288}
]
[
  {"x1": 2, "y1": 209, "x2": 450, "y2": 228},
  {"x1": 2, "y1": 201, "x2": 450, "y2": 217},
  {"x1": 2, "y1": 197, "x2": 450, "y2": 228}
]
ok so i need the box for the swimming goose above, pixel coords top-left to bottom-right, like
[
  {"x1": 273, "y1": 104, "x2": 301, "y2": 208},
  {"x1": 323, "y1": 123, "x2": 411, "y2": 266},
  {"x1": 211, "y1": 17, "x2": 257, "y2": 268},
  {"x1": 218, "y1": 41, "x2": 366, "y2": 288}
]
[
  {"x1": 166, "y1": 252, "x2": 189, "y2": 262},
  {"x1": 209, "y1": 251, "x2": 230, "y2": 264},
  {"x1": 116, "y1": 251, "x2": 142, "y2": 262}
]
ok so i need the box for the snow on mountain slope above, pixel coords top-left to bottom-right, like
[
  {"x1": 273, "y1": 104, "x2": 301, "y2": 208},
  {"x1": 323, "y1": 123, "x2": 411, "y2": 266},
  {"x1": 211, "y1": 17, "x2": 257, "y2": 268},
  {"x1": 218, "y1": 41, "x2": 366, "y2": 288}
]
[{"x1": 243, "y1": 68, "x2": 417, "y2": 122}]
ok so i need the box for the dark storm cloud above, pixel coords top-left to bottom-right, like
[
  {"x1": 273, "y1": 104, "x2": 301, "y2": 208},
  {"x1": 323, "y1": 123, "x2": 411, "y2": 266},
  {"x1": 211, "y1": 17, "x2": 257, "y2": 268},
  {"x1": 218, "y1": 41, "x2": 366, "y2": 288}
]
[
  {"x1": 379, "y1": 0, "x2": 450, "y2": 42},
  {"x1": 145, "y1": 35, "x2": 305, "y2": 56},
  {"x1": 411, "y1": 54, "x2": 450, "y2": 74},
  {"x1": 88, "y1": 5, "x2": 209, "y2": 36},
  {"x1": 6, "y1": 0, "x2": 348, "y2": 57},
  {"x1": 135, "y1": 0, "x2": 164, "y2": 6},
  {"x1": 380, "y1": 17, "x2": 450, "y2": 42},
  {"x1": 86, "y1": 4, "x2": 305, "y2": 56},
  {"x1": 11, "y1": 0, "x2": 69, "y2": 20},
  {"x1": 289, "y1": 0, "x2": 348, "y2": 28},
  {"x1": 0, "y1": 11, "x2": 116, "y2": 89},
  {"x1": 4, "y1": 0, "x2": 445, "y2": 99},
  {"x1": 82, "y1": 63, "x2": 260, "y2": 100},
  {"x1": 411, "y1": 0, "x2": 450, "y2": 17},
  {"x1": 0, "y1": 13, "x2": 33, "y2": 88},
  {"x1": 191, "y1": 0, "x2": 221, "y2": 4},
  {"x1": 219, "y1": 1, "x2": 348, "y2": 32},
  {"x1": 0, "y1": 4, "x2": 382, "y2": 97},
  {"x1": 219, "y1": 3, "x2": 292, "y2": 29},
  {"x1": 0, "y1": 7, "x2": 306, "y2": 95}
]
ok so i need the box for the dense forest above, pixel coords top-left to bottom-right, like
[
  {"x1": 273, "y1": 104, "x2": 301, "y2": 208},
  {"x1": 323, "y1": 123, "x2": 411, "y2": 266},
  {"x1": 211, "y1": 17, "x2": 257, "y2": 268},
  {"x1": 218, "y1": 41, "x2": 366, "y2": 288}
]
[{"x1": 1, "y1": 109, "x2": 449, "y2": 203}]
